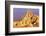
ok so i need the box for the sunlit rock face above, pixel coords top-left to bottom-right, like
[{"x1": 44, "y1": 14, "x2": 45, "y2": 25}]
[{"x1": 13, "y1": 10, "x2": 39, "y2": 28}]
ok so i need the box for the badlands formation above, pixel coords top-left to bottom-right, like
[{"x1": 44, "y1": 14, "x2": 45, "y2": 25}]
[{"x1": 13, "y1": 11, "x2": 39, "y2": 28}]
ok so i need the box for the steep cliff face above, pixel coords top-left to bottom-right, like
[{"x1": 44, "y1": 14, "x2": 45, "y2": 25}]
[{"x1": 13, "y1": 10, "x2": 39, "y2": 28}]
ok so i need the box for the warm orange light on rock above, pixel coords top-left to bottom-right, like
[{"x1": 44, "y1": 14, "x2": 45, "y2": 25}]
[{"x1": 13, "y1": 10, "x2": 39, "y2": 28}]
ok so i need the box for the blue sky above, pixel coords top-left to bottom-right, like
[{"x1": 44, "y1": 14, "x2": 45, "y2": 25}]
[{"x1": 13, "y1": 8, "x2": 39, "y2": 20}]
